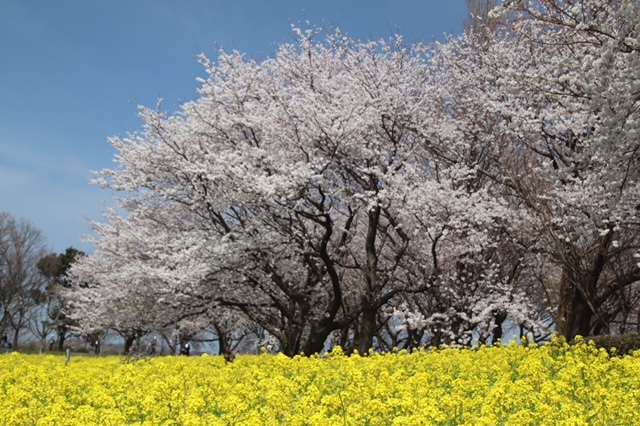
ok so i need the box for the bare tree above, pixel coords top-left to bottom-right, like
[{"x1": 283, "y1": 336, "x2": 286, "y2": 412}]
[
  {"x1": 0, "y1": 212, "x2": 50, "y2": 349},
  {"x1": 26, "y1": 301, "x2": 56, "y2": 353}
]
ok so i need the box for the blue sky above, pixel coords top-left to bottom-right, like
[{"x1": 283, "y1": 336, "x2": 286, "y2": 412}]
[{"x1": 0, "y1": 0, "x2": 468, "y2": 255}]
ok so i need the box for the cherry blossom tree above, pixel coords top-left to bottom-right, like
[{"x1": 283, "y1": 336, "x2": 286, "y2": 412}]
[
  {"x1": 70, "y1": 28, "x2": 523, "y2": 353},
  {"x1": 69, "y1": 29, "x2": 442, "y2": 355},
  {"x1": 68, "y1": 0, "x2": 639, "y2": 355},
  {"x1": 467, "y1": 0, "x2": 640, "y2": 339},
  {"x1": 425, "y1": 0, "x2": 640, "y2": 339}
]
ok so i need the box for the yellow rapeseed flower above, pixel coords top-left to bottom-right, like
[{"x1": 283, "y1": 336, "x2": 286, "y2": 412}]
[{"x1": 1, "y1": 340, "x2": 639, "y2": 425}]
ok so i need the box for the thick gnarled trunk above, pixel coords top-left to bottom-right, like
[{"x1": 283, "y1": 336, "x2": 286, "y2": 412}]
[
  {"x1": 555, "y1": 275, "x2": 592, "y2": 339},
  {"x1": 356, "y1": 308, "x2": 377, "y2": 354}
]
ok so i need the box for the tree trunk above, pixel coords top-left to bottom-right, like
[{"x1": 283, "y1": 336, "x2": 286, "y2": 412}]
[
  {"x1": 212, "y1": 322, "x2": 235, "y2": 361},
  {"x1": 279, "y1": 325, "x2": 302, "y2": 357},
  {"x1": 490, "y1": 311, "x2": 508, "y2": 344},
  {"x1": 56, "y1": 325, "x2": 68, "y2": 352},
  {"x1": 123, "y1": 335, "x2": 136, "y2": 355},
  {"x1": 555, "y1": 234, "x2": 613, "y2": 340},
  {"x1": 300, "y1": 320, "x2": 335, "y2": 355},
  {"x1": 12, "y1": 329, "x2": 19, "y2": 350},
  {"x1": 354, "y1": 206, "x2": 381, "y2": 354},
  {"x1": 356, "y1": 308, "x2": 377, "y2": 354},
  {"x1": 219, "y1": 333, "x2": 234, "y2": 361},
  {"x1": 555, "y1": 274, "x2": 592, "y2": 339}
]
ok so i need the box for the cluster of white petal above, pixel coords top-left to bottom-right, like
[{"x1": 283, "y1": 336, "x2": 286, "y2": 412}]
[{"x1": 67, "y1": 0, "x2": 640, "y2": 354}]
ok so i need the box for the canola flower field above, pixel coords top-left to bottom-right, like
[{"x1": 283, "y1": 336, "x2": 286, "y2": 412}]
[{"x1": 1, "y1": 338, "x2": 639, "y2": 425}]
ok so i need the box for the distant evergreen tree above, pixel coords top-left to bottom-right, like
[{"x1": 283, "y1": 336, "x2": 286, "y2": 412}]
[{"x1": 37, "y1": 247, "x2": 85, "y2": 351}]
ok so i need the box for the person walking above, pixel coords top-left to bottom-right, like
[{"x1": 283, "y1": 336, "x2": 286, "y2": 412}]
[{"x1": 180, "y1": 341, "x2": 191, "y2": 356}]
